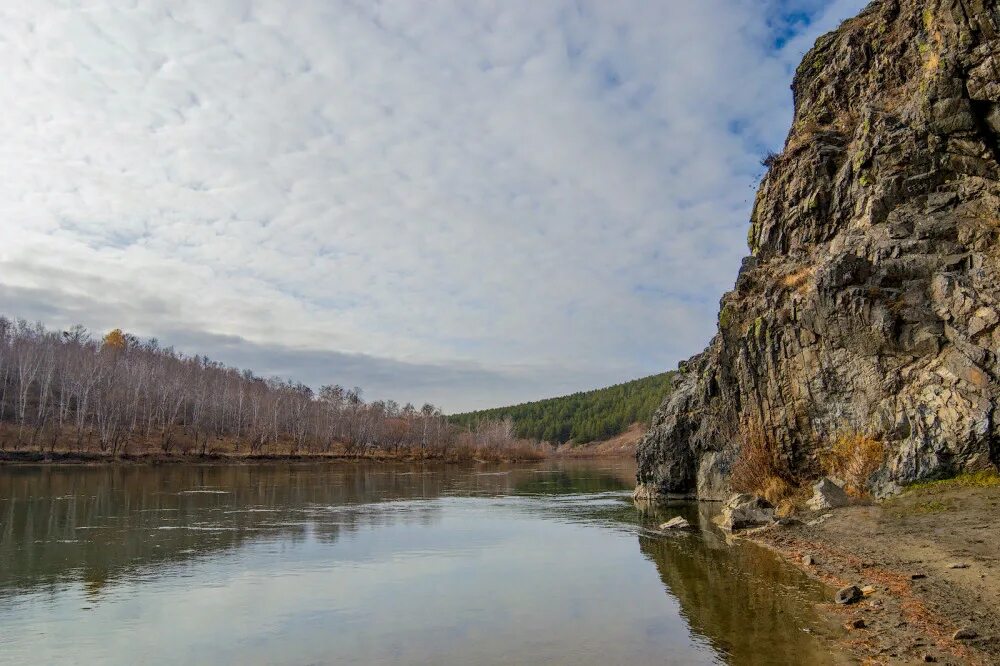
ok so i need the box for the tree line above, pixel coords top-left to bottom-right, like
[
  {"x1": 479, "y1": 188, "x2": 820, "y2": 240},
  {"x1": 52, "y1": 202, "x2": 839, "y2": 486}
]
[
  {"x1": 0, "y1": 316, "x2": 538, "y2": 460},
  {"x1": 449, "y1": 372, "x2": 675, "y2": 444}
]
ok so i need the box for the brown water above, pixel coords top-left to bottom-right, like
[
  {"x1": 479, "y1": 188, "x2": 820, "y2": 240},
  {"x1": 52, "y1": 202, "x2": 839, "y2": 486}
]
[{"x1": 0, "y1": 460, "x2": 838, "y2": 665}]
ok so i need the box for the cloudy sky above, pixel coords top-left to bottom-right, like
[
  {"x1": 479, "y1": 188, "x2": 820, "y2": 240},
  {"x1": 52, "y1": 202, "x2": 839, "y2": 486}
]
[{"x1": 0, "y1": 0, "x2": 867, "y2": 411}]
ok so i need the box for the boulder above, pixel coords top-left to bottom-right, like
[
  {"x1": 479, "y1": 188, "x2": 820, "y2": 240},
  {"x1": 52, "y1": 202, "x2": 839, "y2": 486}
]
[
  {"x1": 835, "y1": 585, "x2": 862, "y2": 605},
  {"x1": 657, "y1": 516, "x2": 691, "y2": 530},
  {"x1": 953, "y1": 627, "x2": 978, "y2": 640},
  {"x1": 715, "y1": 494, "x2": 775, "y2": 531},
  {"x1": 806, "y1": 477, "x2": 850, "y2": 511}
]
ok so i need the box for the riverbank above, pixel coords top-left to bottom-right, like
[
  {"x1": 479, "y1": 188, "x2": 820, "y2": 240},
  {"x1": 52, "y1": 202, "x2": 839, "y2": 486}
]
[
  {"x1": 0, "y1": 445, "x2": 548, "y2": 466},
  {"x1": 748, "y1": 475, "x2": 1000, "y2": 665},
  {"x1": 0, "y1": 427, "x2": 641, "y2": 465}
]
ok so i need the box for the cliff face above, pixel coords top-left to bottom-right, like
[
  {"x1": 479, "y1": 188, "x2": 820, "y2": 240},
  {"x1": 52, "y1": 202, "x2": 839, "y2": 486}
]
[{"x1": 637, "y1": 0, "x2": 1000, "y2": 499}]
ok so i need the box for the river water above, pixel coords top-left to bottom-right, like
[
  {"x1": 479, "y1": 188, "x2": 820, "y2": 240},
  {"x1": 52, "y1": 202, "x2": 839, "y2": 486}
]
[{"x1": 0, "y1": 460, "x2": 839, "y2": 665}]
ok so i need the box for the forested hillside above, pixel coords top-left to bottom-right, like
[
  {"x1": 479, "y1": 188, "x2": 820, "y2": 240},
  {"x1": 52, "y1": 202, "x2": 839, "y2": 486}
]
[{"x1": 449, "y1": 372, "x2": 675, "y2": 444}]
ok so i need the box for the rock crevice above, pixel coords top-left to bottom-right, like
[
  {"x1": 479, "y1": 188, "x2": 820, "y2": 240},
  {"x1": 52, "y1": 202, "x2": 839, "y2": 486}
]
[{"x1": 637, "y1": 0, "x2": 1000, "y2": 499}]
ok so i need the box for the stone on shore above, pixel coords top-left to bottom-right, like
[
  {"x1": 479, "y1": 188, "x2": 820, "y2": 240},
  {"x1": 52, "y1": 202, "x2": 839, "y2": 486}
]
[
  {"x1": 835, "y1": 585, "x2": 862, "y2": 605},
  {"x1": 806, "y1": 477, "x2": 850, "y2": 511},
  {"x1": 715, "y1": 493, "x2": 775, "y2": 531}
]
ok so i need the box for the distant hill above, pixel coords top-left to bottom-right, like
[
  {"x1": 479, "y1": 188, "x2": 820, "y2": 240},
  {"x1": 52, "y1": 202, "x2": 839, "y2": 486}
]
[{"x1": 449, "y1": 372, "x2": 675, "y2": 444}]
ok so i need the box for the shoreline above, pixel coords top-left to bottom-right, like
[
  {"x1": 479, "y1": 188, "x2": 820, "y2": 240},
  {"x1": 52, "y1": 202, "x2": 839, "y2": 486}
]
[
  {"x1": 0, "y1": 449, "x2": 537, "y2": 466},
  {"x1": 743, "y1": 481, "x2": 1000, "y2": 665},
  {"x1": 0, "y1": 447, "x2": 633, "y2": 466}
]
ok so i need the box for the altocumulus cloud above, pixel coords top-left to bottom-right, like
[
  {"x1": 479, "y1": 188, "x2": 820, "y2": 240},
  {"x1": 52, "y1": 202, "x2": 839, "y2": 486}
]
[{"x1": 0, "y1": 0, "x2": 867, "y2": 411}]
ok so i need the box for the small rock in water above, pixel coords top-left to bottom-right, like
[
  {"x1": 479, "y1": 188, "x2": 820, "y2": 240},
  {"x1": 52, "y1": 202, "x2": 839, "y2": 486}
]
[
  {"x1": 658, "y1": 516, "x2": 691, "y2": 530},
  {"x1": 835, "y1": 585, "x2": 862, "y2": 605},
  {"x1": 947, "y1": 562, "x2": 969, "y2": 569},
  {"x1": 953, "y1": 627, "x2": 978, "y2": 640},
  {"x1": 844, "y1": 617, "x2": 866, "y2": 630}
]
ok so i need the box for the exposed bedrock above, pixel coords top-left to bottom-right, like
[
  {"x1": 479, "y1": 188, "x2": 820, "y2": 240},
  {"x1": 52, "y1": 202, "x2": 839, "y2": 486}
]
[{"x1": 637, "y1": 0, "x2": 1000, "y2": 499}]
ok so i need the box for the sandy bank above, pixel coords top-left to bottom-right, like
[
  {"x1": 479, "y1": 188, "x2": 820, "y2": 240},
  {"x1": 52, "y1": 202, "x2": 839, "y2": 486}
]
[{"x1": 749, "y1": 479, "x2": 1000, "y2": 665}]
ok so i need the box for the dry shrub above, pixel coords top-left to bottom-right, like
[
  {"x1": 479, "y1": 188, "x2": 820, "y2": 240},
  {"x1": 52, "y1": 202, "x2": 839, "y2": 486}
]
[
  {"x1": 820, "y1": 433, "x2": 886, "y2": 496},
  {"x1": 760, "y1": 151, "x2": 781, "y2": 169},
  {"x1": 785, "y1": 116, "x2": 823, "y2": 154},
  {"x1": 730, "y1": 419, "x2": 796, "y2": 505},
  {"x1": 760, "y1": 475, "x2": 794, "y2": 507},
  {"x1": 774, "y1": 498, "x2": 797, "y2": 518}
]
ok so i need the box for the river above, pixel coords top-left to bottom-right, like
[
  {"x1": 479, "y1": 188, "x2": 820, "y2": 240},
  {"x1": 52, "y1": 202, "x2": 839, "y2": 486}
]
[{"x1": 0, "y1": 459, "x2": 839, "y2": 664}]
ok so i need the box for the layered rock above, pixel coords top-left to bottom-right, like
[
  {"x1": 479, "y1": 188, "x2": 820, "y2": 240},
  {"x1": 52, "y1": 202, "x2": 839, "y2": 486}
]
[{"x1": 637, "y1": 0, "x2": 1000, "y2": 499}]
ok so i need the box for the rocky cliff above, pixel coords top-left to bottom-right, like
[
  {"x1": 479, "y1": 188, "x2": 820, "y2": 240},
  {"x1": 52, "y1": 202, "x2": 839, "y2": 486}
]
[{"x1": 636, "y1": 0, "x2": 1000, "y2": 500}]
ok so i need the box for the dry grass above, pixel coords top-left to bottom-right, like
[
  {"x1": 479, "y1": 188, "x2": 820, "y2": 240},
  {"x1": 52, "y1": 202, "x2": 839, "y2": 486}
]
[
  {"x1": 781, "y1": 266, "x2": 815, "y2": 295},
  {"x1": 759, "y1": 475, "x2": 794, "y2": 506},
  {"x1": 785, "y1": 116, "x2": 823, "y2": 154},
  {"x1": 832, "y1": 106, "x2": 859, "y2": 136},
  {"x1": 904, "y1": 469, "x2": 1000, "y2": 494},
  {"x1": 820, "y1": 433, "x2": 886, "y2": 496},
  {"x1": 554, "y1": 423, "x2": 644, "y2": 458},
  {"x1": 730, "y1": 419, "x2": 797, "y2": 505}
]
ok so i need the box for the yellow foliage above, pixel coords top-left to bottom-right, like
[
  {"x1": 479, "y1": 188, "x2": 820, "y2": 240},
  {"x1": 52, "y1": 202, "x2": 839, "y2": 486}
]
[
  {"x1": 102, "y1": 328, "x2": 127, "y2": 350},
  {"x1": 820, "y1": 433, "x2": 886, "y2": 496}
]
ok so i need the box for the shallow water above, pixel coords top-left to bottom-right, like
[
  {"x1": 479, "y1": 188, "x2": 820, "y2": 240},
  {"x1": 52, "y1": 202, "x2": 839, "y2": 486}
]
[{"x1": 0, "y1": 460, "x2": 837, "y2": 665}]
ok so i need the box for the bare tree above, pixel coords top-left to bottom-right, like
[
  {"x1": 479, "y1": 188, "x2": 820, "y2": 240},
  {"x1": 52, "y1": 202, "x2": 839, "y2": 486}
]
[{"x1": 0, "y1": 316, "x2": 538, "y2": 461}]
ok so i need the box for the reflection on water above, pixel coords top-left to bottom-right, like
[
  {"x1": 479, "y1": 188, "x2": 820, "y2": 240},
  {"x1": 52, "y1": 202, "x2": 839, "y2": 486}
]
[{"x1": 0, "y1": 460, "x2": 838, "y2": 665}]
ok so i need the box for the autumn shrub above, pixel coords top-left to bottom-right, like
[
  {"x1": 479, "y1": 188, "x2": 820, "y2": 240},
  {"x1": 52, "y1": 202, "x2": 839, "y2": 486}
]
[
  {"x1": 730, "y1": 419, "x2": 796, "y2": 505},
  {"x1": 760, "y1": 151, "x2": 781, "y2": 169},
  {"x1": 820, "y1": 433, "x2": 886, "y2": 496}
]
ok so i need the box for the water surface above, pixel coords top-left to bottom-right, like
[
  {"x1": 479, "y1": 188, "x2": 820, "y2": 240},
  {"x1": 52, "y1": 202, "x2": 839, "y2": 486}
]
[{"x1": 0, "y1": 460, "x2": 838, "y2": 664}]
